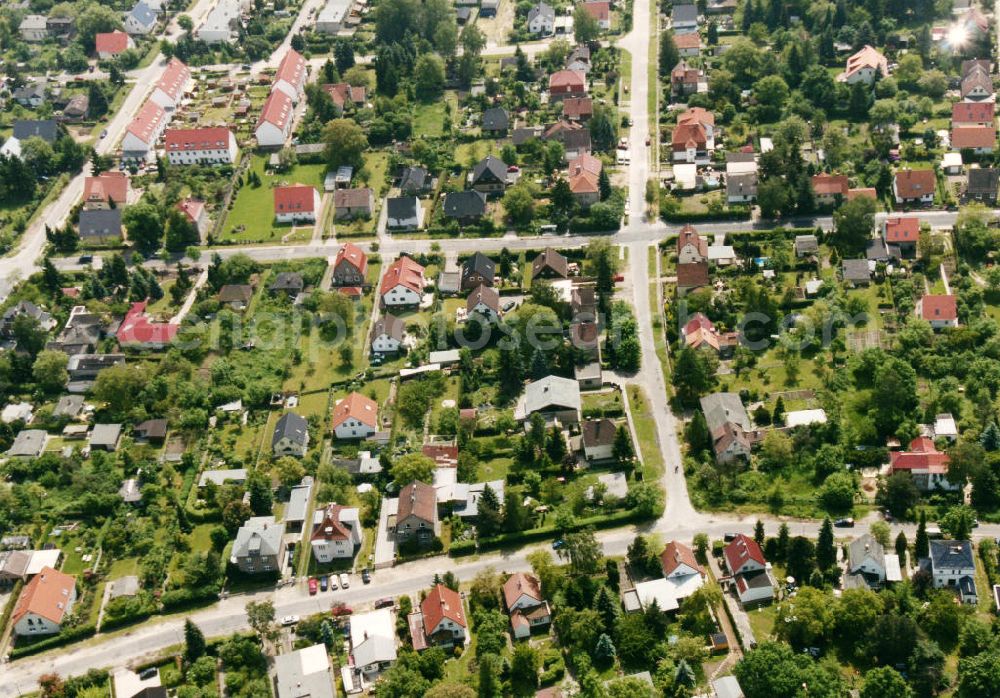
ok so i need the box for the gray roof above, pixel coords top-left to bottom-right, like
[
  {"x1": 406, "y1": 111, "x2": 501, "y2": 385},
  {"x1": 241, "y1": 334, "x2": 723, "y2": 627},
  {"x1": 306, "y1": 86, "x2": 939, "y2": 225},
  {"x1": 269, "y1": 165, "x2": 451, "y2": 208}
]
[
  {"x1": 373, "y1": 313, "x2": 405, "y2": 341},
  {"x1": 399, "y1": 166, "x2": 430, "y2": 193},
  {"x1": 842, "y1": 258, "x2": 871, "y2": 282},
  {"x1": 466, "y1": 284, "x2": 500, "y2": 314},
  {"x1": 726, "y1": 173, "x2": 757, "y2": 198},
  {"x1": 285, "y1": 478, "x2": 313, "y2": 523},
  {"x1": 386, "y1": 196, "x2": 419, "y2": 220},
  {"x1": 78, "y1": 209, "x2": 121, "y2": 239},
  {"x1": 198, "y1": 468, "x2": 248, "y2": 487},
  {"x1": 129, "y1": 1, "x2": 158, "y2": 27},
  {"x1": 6, "y1": 429, "x2": 46, "y2": 457},
  {"x1": 444, "y1": 190, "x2": 487, "y2": 218},
  {"x1": 672, "y1": 3, "x2": 698, "y2": 22},
  {"x1": 273, "y1": 412, "x2": 308, "y2": 448},
  {"x1": 930, "y1": 539, "x2": 974, "y2": 570},
  {"x1": 482, "y1": 107, "x2": 509, "y2": 131},
  {"x1": 13, "y1": 119, "x2": 58, "y2": 142},
  {"x1": 521, "y1": 375, "x2": 581, "y2": 415},
  {"x1": 513, "y1": 126, "x2": 544, "y2": 145},
  {"x1": 472, "y1": 155, "x2": 507, "y2": 184},
  {"x1": 711, "y1": 676, "x2": 744, "y2": 698},
  {"x1": 108, "y1": 575, "x2": 140, "y2": 600},
  {"x1": 700, "y1": 392, "x2": 751, "y2": 433},
  {"x1": 582, "y1": 418, "x2": 617, "y2": 447},
  {"x1": 848, "y1": 533, "x2": 884, "y2": 570},
  {"x1": 794, "y1": 234, "x2": 819, "y2": 254},
  {"x1": 90, "y1": 423, "x2": 122, "y2": 448},
  {"x1": 528, "y1": 2, "x2": 555, "y2": 23},
  {"x1": 52, "y1": 395, "x2": 84, "y2": 418},
  {"x1": 119, "y1": 478, "x2": 142, "y2": 503},
  {"x1": 232, "y1": 516, "x2": 285, "y2": 559},
  {"x1": 726, "y1": 151, "x2": 756, "y2": 163},
  {"x1": 273, "y1": 645, "x2": 335, "y2": 698},
  {"x1": 462, "y1": 252, "x2": 495, "y2": 281},
  {"x1": 13, "y1": 84, "x2": 45, "y2": 101},
  {"x1": 3, "y1": 300, "x2": 52, "y2": 327},
  {"x1": 269, "y1": 272, "x2": 304, "y2": 292},
  {"x1": 968, "y1": 168, "x2": 999, "y2": 195}
]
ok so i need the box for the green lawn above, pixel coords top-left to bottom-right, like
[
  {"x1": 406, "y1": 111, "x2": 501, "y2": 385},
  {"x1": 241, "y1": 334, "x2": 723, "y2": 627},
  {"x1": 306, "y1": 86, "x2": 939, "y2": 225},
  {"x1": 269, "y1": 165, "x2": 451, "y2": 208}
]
[{"x1": 628, "y1": 386, "x2": 665, "y2": 480}]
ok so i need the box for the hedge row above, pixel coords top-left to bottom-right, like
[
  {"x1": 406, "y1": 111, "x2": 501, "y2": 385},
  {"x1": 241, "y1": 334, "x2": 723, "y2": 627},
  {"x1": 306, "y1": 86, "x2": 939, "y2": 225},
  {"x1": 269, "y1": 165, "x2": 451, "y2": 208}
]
[
  {"x1": 160, "y1": 585, "x2": 221, "y2": 611},
  {"x1": 661, "y1": 208, "x2": 752, "y2": 223},
  {"x1": 449, "y1": 509, "x2": 648, "y2": 556},
  {"x1": 10, "y1": 623, "x2": 96, "y2": 659},
  {"x1": 100, "y1": 607, "x2": 154, "y2": 632}
]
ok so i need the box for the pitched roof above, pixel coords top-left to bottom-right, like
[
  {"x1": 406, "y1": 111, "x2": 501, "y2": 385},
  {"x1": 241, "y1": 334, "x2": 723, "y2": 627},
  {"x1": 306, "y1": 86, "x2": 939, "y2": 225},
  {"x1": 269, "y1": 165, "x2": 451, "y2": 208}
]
[
  {"x1": 562, "y1": 97, "x2": 593, "y2": 118},
  {"x1": 11, "y1": 567, "x2": 75, "y2": 627},
  {"x1": 381, "y1": 256, "x2": 425, "y2": 295},
  {"x1": 952, "y1": 125, "x2": 996, "y2": 149},
  {"x1": 673, "y1": 32, "x2": 701, "y2": 49},
  {"x1": 890, "y1": 436, "x2": 949, "y2": 473},
  {"x1": 78, "y1": 208, "x2": 122, "y2": 238},
  {"x1": 12, "y1": 119, "x2": 58, "y2": 142},
  {"x1": 256, "y1": 89, "x2": 293, "y2": 131},
  {"x1": 894, "y1": 169, "x2": 935, "y2": 199},
  {"x1": 443, "y1": 190, "x2": 487, "y2": 218},
  {"x1": 962, "y1": 66, "x2": 992, "y2": 96},
  {"x1": 155, "y1": 58, "x2": 189, "y2": 101},
  {"x1": 581, "y1": 1, "x2": 610, "y2": 21},
  {"x1": 569, "y1": 170, "x2": 600, "y2": 194},
  {"x1": 386, "y1": 196, "x2": 419, "y2": 221},
  {"x1": 847, "y1": 533, "x2": 884, "y2": 570},
  {"x1": 334, "y1": 187, "x2": 373, "y2": 208},
  {"x1": 467, "y1": 284, "x2": 500, "y2": 314},
  {"x1": 322, "y1": 82, "x2": 366, "y2": 108},
  {"x1": 503, "y1": 572, "x2": 543, "y2": 608},
  {"x1": 582, "y1": 418, "x2": 616, "y2": 447},
  {"x1": 116, "y1": 300, "x2": 178, "y2": 345},
  {"x1": 549, "y1": 69, "x2": 586, "y2": 90},
  {"x1": 421, "y1": 583, "x2": 466, "y2": 631},
  {"x1": 274, "y1": 185, "x2": 318, "y2": 214},
  {"x1": 929, "y1": 540, "x2": 974, "y2": 570},
  {"x1": 269, "y1": 271, "x2": 303, "y2": 291},
  {"x1": 83, "y1": 171, "x2": 128, "y2": 205},
  {"x1": 727, "y1": 172, "x2": 757, "y2": 198},
  {"x1": 568, "y1": 153, "x2": 602, "y2": 178},
  {"x1": 177, "y1": 198, "x2": 205, "y2": 224},
  {"x1": 165, "y1": 127, "x2": 232, "y2": 153},
  {"x1": 839, "y1": 45, "x2": 888, "y2": 81},
  {"x1": 136, "y1": 418, "x2": 168, "y2": 439},
  {"x1": 812, "y1": 173, "x2": 849, "y2": 196},
  {"x1": 920, "y1": 294, "x2": 958, "y2": 321},
  {"x1": 232, "y1": 516, "x2": 285, "y2": 558},
  {"x1": 335, "y1": 242, "x2": 367, "y2": 275},
  {"x1": 952, "y1": 100, "x2": 994, "y2": 124},
  {"x1": 128, "y1": 1, "x2": 158, "y2": 28},
  {"x1": 372, "y1": 313, "x2": 404, "y2": 341},
  {"x1": 273, "y1": 412, "x2": 308, "y2": 447},
  {"x1": 522, "y1": 375, "x2": 581, "y2": 414},
  {"x1": 398, "y1": 481, "x2": 437, "y2": 524},
  {"x1": 95, "y1": 31, "x2": 131, "y2": 54},
  {"x1": 217, "y1": 284, "x2": 253, "y2": 302},
  {"x1": 528, "y1": 2, "x2": 555, "y2": 22},
  {"x1": 660, "y1": 540, "x2": 704, "y2": 577},
  {"x1": 331, "y1": 391, "x2": 378, "y2": 429},
  {"x1": 842, "y1": 258, "x2": 871, "y2": 281},
  {"x1": 676, "y1": 224, "x2": 707, "y2": 256},
  {"x1": 482, "y1": 107, "x2": 509, "y2": 130},
  {"x1": 676, "y1": 261, "x2": 709, "y2": 288},
  {"x1": 672, "y1": 3, "x2": 697, "y2": 21},
  {"x1": 672, "y1": 120, "x2": 707, "y2": 150},
  {"x1": 462, "y1": 252, "x2": 496, "y2": 281},
  {"x1": 884, "y1": 217, "x2": 919, "y2": 243},
  {"x1": 968, "y1": 167, "x2": 1000, "y2": 194},
  {"x1": 472, "y1": 155, "x2": 507, "y2": 184},
  {"x1": 311, "y1": 503, "x2": 352, "y2": 542},
  {"x1": 126, "y1": 100, "x2": 165, "y2": 146},
  {"x1": 532, "y1": 247, "x2": 568, "y2": 277},
  {"x1": 723, "y1": 534, "x2": 766, "y2": 572},
  {"x1": 275, "y1": 48, "x2": 306, "y2": 88},
  {"x1": 399, "y1": 165, "x2": 430, "y2": 193}
]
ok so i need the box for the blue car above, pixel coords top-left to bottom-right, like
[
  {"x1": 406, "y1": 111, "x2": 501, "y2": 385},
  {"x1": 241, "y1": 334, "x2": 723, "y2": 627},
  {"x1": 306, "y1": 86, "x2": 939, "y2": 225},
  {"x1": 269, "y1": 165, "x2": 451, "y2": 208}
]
[
  {"x1": 552, "y1": 539, "x2": 566, "y2": 550},
  {"x1": 319, "y1": 575, "x2": 329, "y2": 591}
]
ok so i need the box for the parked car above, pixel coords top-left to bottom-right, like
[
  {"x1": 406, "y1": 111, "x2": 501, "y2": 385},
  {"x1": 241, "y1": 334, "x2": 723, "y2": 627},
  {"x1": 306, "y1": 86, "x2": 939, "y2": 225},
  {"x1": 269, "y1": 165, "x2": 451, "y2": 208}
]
[
  {"x1": 329, "y1": 575, "x2": 339, "y2": 590},
  {"x1": 723, "y1": 532, "x2": 737, "y2": 542},
  {"x1": 552, "y1": 539, "x2": 566, "y2": 550},
  {"x1": 78, "y1": 255, "x2": 93, "y2": 264},
  {"x1": 374, "y1": 597, "x2": 394, "y2": 609},
  {"x1": 362, "y1": 568, "x2": 371, "y2": 584},
  {"x1": 319, "y1": 575, "x2": 329, "y2": 592},
  {"x1": 501, "y1": 300, "x2": 517, "y2": 312},
  {"x1": 100, "y1": 129, "x2": 107, "y2": 139},
  {"x1": 281, "y1": 615, "x2": 300, "y2": 626},
  {"x1": 834, "y1": 518, "x2": 855, "y2": 528},
  {"x1": 339, "y1": 573, "x2": 350, "y2": 589},
  {"x1": 308, "y1": 578, "x2": 318, "y2": 595},
  {"x1": 331, "y1": 603, "x2": 352, "y2": 617},
  {"x1": 138, "y1": 668, "x2": 157, "y2": 681}
]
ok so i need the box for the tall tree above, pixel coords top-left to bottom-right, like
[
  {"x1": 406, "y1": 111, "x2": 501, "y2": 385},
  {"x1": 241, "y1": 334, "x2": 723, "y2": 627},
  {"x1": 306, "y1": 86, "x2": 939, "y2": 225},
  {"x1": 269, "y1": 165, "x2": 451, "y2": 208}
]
[
  {"x1": 816, "y1": 518, "x2": 836, "y2": 570},
  {"x1": 477, "y1": 484, "x2": 502, "y2": 537},
  {"x1": 184, "y1": 619, "x2": 206, "y2": 663},
  {"x1": 915, "y1": 510, "x2": 929, "y2": 559}
]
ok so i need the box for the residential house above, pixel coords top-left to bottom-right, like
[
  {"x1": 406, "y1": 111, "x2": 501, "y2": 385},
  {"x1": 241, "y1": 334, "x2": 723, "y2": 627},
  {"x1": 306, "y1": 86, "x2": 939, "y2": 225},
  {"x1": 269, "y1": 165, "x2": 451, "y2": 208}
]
[
  {"x1": 443, "y1": 190, "x2": 487, "y2": 224},
  {"x1": 89, "y1": 423, "x2": 122, "y2": 451},
  {"x1": 794, "y1": 234, "x2": 819, "y2": 258},
  {"x1": 310, "y1": 503, "x2": 362, "y2": 562},
  {"x1": 19, "y1": 15, "x2": 48, "y2": 42},
  {"x1": 217, "y1": 284, "x2": 253, "y2": 310},
  {"x1": 66, "y1": 353, "x2": 124, "y2": 381},
  {"x1": 197, "y1": 0, "x2": 244, "y2": 43},
  {"x1": 334, "y1": 188, "x2": 374, "y2": 220},
  {"x1": 272, "y1": 412, "x2": 309, "y2": 457},
  {"x1": 961, "y1": 63, "x2": 993, "y2": 101},
  {"x1": 348, "y1": 609, "x2": 397, "y2": 681},
  {"x1": 670, "y1": 60, "x2": 703, "y2": 96},
  {"x1": 532, "y1": 248, "x2": 569, "y2": 279},
  {"x1": 661, "y1": 540, "x2": 705, "y2": 580},
  {"x1": 273, "y1": 645, "x2": 335, "y2": 698},
  {"x1": 121, "y1": 100, "x2": 166, "y2": 160},
  {"x1": 711, "y1": 677, "x2": 745, "y2": 698},
  {"x1": 883, "y1": 216, "x2": 919, "y2": 256},
  {"x1": 78, "y1": 209, "x2": 122, "y2": 244},
  {"x1": 269, "y1": 272, "x2": 304, "y2": 297},
  {"x1": 6, "y1": 430, "x2": 47, "y2": 459},
  {"x1": 582, "y1": 1, "x2": 610, "y2": 29},
  {"x1": 333, "y1": 242, "x2": 368, "y2": 286},
  {"x1": 482, "y1": 107, "x2": 510, "y2": 135},
  {"x1": 331, "y1": 392, "x2": 379, "y2": 440},
  {"x1": 568, "y1": 152, "x2": 602, "y2": 207},
  {"x1": 681, "y1": 313, "x2": 738, "y2": 356},
  {"x1": 466, "y1": 284, "x2": 501, "y2": 323},
  {"x1": 399, "y1": 166, "x2": 432, "y2": 196},
  {"x1": 12, "y1": 84, "x2": 47, "y2": 110},
  {"x1": 380, "y1": 256, "x2": 425, "y2": 306},
  {"x1": 811, "y1": 173, "x2": 849, "y2": 206},
  {"x1": 198, "y1": 468, "x2": 248, "y2": 488},
  {"x1": 548, "y1": 70, "x2": 587, "y2": 101},
  {"x1": 700, "y1": 392, "x2": 752, "y2": 463},
  {"x1": 967, "y1": 167, "x2": 1000, "y2": 202},
  {"x1": 461, "y1": 252, "x2": 496, "y2": 290},
  {"x1": 917, "y1": 294, "x2": 959, "y2": 329},
  {"x1": 952, "y1": 101, "x2": 994, "y2": 127},
  {"x1": 674, "y1": 31, "x2": 701, "y2": 56},
  {"x1": 672, "y1": 108, "x2": 714, "y2": 163},
  {"x1": 565, "y1": 45, "x2": 591, "y2": 73},
  {"x1": 471, "y1": 155, "x2": 508, "y2": 194},
  {"x1": 514, "y1": 375, "x2": 582, "y2": 424},
  {"x1": 676, "y1": 224, "x2": 707, "y2": 263},
  {"x1": 315, "y1": 0, "x2": 352, "y2": 33},
  {"x1": 2, "y1": 301, "x2": 55, "y2": 337},
  {"x1": 503, "y1": 572, "x2": 551, "y2": 639},
  {"x1": 124, "y1": 2, "x2": 158, "y2": 34},
  {"x1": 95, "y1": 31, "x2": 133, "y2": 59},
  {"x1": 322, "y1": 82, "x2": 366, "y2": 110},
  {"x1": 164, "y1": 127, "x2": 238, "y2": 166},
  {"x1": 845, "y1": 533, "x2": 886, "y2": 588},
  {"x1": 723, "y1": 534, "x2": 775, "y2": 606},
  {"x1": 135, "y1": 419, "x2": 167, "y2": 443},
  {"x1": 371, "y1": 314, "x2": 404, "y2": 354},
  {"x1": 837, "y1": 45, "x2": 888, "y2": 84},
  {"x1": 889, "y1": 436, "x2": 958, "y2": 491},
  {"x1": 82, "y1": 171, "x2": 128, "y2": 209},
  {"x1": 562, "y1": 96, "x2": 594, "y2": 121},
  {"x1": 676, "y1": 261, "x2": 710, "y2": 294},
  {"x1": 274, "y1": 185, "x2": 322, "y2": 223},
  {"x1": 952, "y1": 125, "x2": 996, "y2": 154},
  {"x1": 927, "y1": 540, "x2": 977, "y2": 603},
  {"x1": 839, "y1": 260, "x2": 872, "y2": 289},
  {"x1": 231, "y1": 516, "x2": 286, "y2": 574},
  {"x1": 527, "y1": 2, "x2": 555, "y2": 35},
  {"x1": 581, "y1": 418, "x2": 616, "y2": 460},
  {"x1": 255, "y1": 90, "x2": 294, "y2": 148},
  {"x1": 61, "y1": 94, "x2": 89, "y2": 121},
  {"x1": 11, "y1": 567, "x2": 76, "y2": 636},
  {"x1": 150, "y1": 58, "x2": 190, "y2": 111},
  {"x1": 672, "y1": 3, "x2": 699, "y2": 32},
  {"x1": 1, "y1": 119, "x2": 58, "y2": 160},
  {"x1": 726, "y1": 173, "x2": 757, "y2": 203},
  {"x1": 52, "y1": 395, "x2": 84, "y2": 420},
  {"x1": 395, "y1": 481, "x2": 439, "y2": 544},
  {"x1": 178, "y1": 198, "x2": 210, "y2": 235},
  {"x1": 272, "y1": 49, "x2": 307, "y2": 103},
  {"x1": 410, "y1": 583, "x2": 466, "y2": 650}
]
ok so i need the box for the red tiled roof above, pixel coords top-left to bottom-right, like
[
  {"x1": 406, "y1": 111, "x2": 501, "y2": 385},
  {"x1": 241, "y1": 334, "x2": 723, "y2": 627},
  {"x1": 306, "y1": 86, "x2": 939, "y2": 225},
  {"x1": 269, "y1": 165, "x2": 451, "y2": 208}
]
[
  {"x1": 660, "y1": 540, "x2": 704, "y2": 577},
  {"x1": 256, "y1": 90, "x2": 293, "y2": 131},
  {"x1": 503, "y1": 572, "x2": 543, "y2": 609},
  {"x1": 164, "y1": 127, "x2": 233, "y2": 153},
  {"x1": 676, "y1": 261, "x2": 709, "y2": 288},
  {"x1": 848, "y1": 187, "x2": 877, "y2": 200},
  {"x1": 274, "y1": 184, "x2": 317, "y2": 214},
  {"x1": 676, "y1": 224, "x2": 708, "y2": 256},
  {"x1": 177, "y1": 198, "x2": 205, "y2": 224},
  {"x1": 311, "y1": 503, "x2": 352, "y2": 542},
  {"x1": 672, "y1": 121, "x2": 707, "y2": 150},
  {"x1": 895, "y1": 169, "x2": 936, "y2": 199},
  {"x1": 812, "y1": 173, "x2": 849, "y2": 196},
  {"x1": 920, "y1": 294, "x2": 958, "y2": 321},
  {"x1": 116, "y1": 301, "x2": 179, "y2": 346},
  {"x1": 682, "y1": 312, "x2": 715, "y2": 336},
  {"x1": 890, "y1": 436, "x2": 950, "y2": 473},
  {"x1": 840, "y1": 45, "x2": 888, "y2": 81},
  {"x1": 884, "y1": 217, "x2": 919, "y2": 243},
  {"x1": 398, "y1": 481, "x2": 437, "y2": 526},
  {"x1": 380, "y1": 255, "x2": 425, "y2": 295},
  {"x1": 422, "y1": 443, "x2": 458, "y2": 467},
  {"x1": 274, "y1": 49, "x2": 306, "y2": 90},
  {"x1": 723, "y1": 534, "x2": 766, "y2": 573},
  {"x1": 335, "y1": 242, "x2": 368, "y2": 276},
  {"x1": 549, "y1": 70, "x2": 586, "y2": 90},
  {"x1": 155, "y1": 58, "x2": 190, "y2": 102},
  {"x1": 126, "y1": 100, "x2": 165, "y2": 145},
  {"x1": 581, "y1": 1, "x2": 610, "y2": 21},
  {"x1": 331, "y1": 391, "x2": 378, "y2": 429},
  {"x1": 951, "y1": 126, "x2": 996, "y2": 149},
  {"x1": 421, "y1": 583, "x2": 466, "y2": 632},
  {"x1": 568, "y1": 153, "x2": 602, "y2": 177},
  {"x1": 562, "y1": 97, "x2": 594, "y2": 118},
  {"x1": 83, "y1": 171, "x2": 128, "y2": 205},
  {"x1": 11, "y1": 567, "x2": 75, "y2": 627},
  {"x1": 952, "y1": 101, "x2": 994, "y2": 124},
  {"x1": 678, "y1": 107, "x2": 715, "y2": 127},
  {"x1": 95, "y1": 31, "x2": 130, "y2": 55},
  {"x1": 322, "y1": 83, "x2": 366, "y2": 109},
  {"x1": 673, "y1": 33, "x2": 700, "y2": 49},
  {"x1": 569, "y1": 171, "x2": 599, "y2": 194}
]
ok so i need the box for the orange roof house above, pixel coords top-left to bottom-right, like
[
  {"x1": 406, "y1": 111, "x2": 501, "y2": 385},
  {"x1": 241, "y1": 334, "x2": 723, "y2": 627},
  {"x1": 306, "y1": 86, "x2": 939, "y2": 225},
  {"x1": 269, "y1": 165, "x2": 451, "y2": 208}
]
[
  {"x1": 83, "y1": 171, "x2": 128, "y2": 208},
  {"x1": 11, "y1": 567, "x2": 76, "y2": 635}
]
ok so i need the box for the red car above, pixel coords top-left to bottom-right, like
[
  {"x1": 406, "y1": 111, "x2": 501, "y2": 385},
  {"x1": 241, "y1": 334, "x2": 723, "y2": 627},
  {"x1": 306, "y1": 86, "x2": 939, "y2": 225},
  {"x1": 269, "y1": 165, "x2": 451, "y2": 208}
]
[
  {"x1": 331, "y1": 602, "x2": 353, "y2": 617},
  {"x1": 374, "y1": 597, "x2": 395, "y2": 609},
  {"x1": 308, "y1": 578, "x2": 318, "y2": 595}
]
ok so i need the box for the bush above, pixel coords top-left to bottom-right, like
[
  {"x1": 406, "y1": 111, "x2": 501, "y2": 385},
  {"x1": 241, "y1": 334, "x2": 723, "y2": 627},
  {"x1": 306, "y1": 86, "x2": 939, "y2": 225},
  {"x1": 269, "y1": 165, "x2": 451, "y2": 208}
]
[
  {"x1": 9, "y1": 623, "x2": 96, "y2": 659},
  {"x1": 160, "y1": 585, "x2": 220, "y2": 611},
  {"x1": 661, "y1": 207, "x2": 751, "y2": 223}
]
